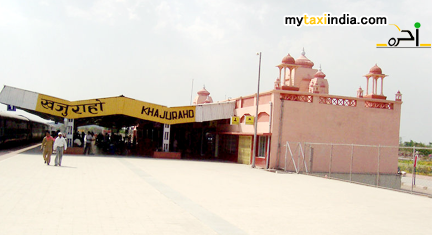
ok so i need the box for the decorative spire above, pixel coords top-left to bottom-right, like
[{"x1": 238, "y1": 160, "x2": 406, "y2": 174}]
[
  {"x1": 357, "y1": 86, "x2": 364, "y2": 98},
  {"x1": 314, "y1": 65, "x2": 326, "y2": 78},
  {"x1": 395, "y1": 90, "x2": 402, "y2": 101},
  {"x1": 295, "y1": 48, "x2": 314, "y2": 68},
  {"x1": 274, "y1": 77, "x2": 281, "y2": 89}
]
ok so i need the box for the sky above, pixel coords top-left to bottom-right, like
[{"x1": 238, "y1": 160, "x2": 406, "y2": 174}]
[{"x1": 0, "y1": 0, "x2": 431, "y2": 143}]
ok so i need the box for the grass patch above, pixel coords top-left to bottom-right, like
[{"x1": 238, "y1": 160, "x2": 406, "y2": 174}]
[{"x1": 398, "y1": 159, "x2": 432, "y2": 176}]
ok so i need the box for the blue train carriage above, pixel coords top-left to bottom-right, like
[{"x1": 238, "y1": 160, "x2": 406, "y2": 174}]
[
  {"x1": 0, "y1": 111, "x2": 49, "y2": 144},
  {"x1": 0, "y1": 111, "x2": 30, "y2": 144},
  {"x1": 26, "y1": 117, "x2": 49, "y2": 141}
]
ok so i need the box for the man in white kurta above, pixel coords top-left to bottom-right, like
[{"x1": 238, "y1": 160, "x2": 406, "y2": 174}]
[{"x1": 53, "y1": 132, "x2": 68, "y2": 166}]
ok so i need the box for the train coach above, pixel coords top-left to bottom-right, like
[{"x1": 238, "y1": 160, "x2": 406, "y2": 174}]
[{"x1": 0, "y1": 111, "x2": 50, "y2": 145}]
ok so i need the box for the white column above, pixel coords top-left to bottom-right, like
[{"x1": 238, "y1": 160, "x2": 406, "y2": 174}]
[
  {"x1": 366, "y1": 77, "x2": 369, "y2": 95},
  {"x1": 279, "y1": 68, "x2": 282, "y2": 82},
  {"x1": 375, "y1": 77, "x2": 378, "y2": 95},
  {"x1": 374, "y1": 78, "x2": 378, "y2": 94},
  {"x1": 279, "y1": 68, "x2": 283, "y2": 88},
  {"x1": 291, "y1": 68, "x2": 296, "y2": 86},
  {"x1": 65, "y1": 118, "x2": 74, "y2": 147},
  {"x1": 288, "y1": 68, "x2": 292, "y2": 86},
  {"x1": 380, "y1": 77, "x2": 384, "y2": 95},
  {"x1": 162, "y1": 124, "x2": 171, "y2": 152}
]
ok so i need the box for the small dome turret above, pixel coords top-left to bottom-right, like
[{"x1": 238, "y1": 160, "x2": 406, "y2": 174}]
[
  {"x1": 197, "y1": 86, "x2": 210, "y2": 96},
  {"x1": 314, "y1": 66, "x2": 326, "y2": 78},
  {"x1": 193, "y1": 86, "x2": 213, "y2": 105},
  {"x1": 369, "y1": 64, "x2": 383, "y2": 74},
  {"x1": 282, "y1": 53, "x2": 295, "y2": 64},
  {"x1": 308, "y1": 65, "x2": 329, "y2": 94},
  {"x1": 295, "y1": 48, "x2": 314, "y2": 68}
]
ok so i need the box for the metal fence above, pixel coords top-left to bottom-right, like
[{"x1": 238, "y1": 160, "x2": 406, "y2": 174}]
[{"x1": 281, "y1": 142, "x2": 432, "y2": 196}]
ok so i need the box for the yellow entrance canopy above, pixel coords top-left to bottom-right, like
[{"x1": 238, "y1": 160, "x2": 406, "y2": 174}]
[{"x1": 0, "y1": 85, "x2": 195, "y2": 125}]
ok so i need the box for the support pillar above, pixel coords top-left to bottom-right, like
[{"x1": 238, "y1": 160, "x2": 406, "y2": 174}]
[
  {"x1": 380, "y1": 78, "x2": 384, "y2": 95},
  {"x1": 366, "y1": 77, "x2": 369, "y2": 95},
  {"x1": 65, "y1": 118, "x2": 74, "y2": 147},
  {"x1": 162, "y1": 124, "x2": 170, "y2": 152}
]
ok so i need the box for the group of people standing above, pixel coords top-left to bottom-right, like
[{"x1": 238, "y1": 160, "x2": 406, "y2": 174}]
[
  {"x1": 72, "y1": 131, "x2": 95, "y2": 155},
  {"x1": 40, "y1": 131, "x2": 67, "y2": 166},
  {"x1": 83, "y1": 131, "x2": 94, "y2": 155},
  {"x1": 40, "y1": 129, "x2": 135, "y2": 166}
]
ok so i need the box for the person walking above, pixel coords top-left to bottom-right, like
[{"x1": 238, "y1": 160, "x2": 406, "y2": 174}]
[
  {"x1": 41, "y1": 131, "x2": 55, "y2": 165},
  {"x1": 53, "y1": 132, "x2": 67, "y2": 166},
  {"x1": 83, "y1": 131, "x2": 93, "y2": 155}
]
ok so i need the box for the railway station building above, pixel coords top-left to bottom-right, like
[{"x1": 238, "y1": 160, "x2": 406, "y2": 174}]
[{"x1": 0, "y1": 50, "x2": 403, "y2": 187}]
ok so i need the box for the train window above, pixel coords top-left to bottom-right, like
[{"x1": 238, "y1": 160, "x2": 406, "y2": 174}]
[
  {"x1": 6, "y1": 120, "x2": 13, "y2": 128},
  {"x1": 0, "y1": 119, "x2": 3, "y2": 135},
  {"x1": 19, "y1": 121, "x2": 27, "y2": 129}
]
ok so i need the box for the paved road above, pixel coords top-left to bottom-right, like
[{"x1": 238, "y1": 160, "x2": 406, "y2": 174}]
[
  {"x1": 0, "y1": 147, "x2": 431, "y2": 235},
  {"x1": 401, "y1": 174, "x2": 432, "y2": 187}
]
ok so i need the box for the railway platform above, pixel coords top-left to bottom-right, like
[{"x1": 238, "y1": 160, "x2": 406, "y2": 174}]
[{"x1": 0, "y1": 146, "x2": 431, "y2": 235}]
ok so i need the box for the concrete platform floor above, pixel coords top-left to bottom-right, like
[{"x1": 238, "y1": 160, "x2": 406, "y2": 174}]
[{"x1": 0, "y1": 145, "x2": 431, "y2": 235}]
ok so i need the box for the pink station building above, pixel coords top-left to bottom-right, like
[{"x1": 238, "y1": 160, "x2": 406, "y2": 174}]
[
  {"x1": 196, "y1": 50, "x2": 403, "y2": 188},
  {"x1": 0, "y1": 49, "x2": 403, "y2": 189}
]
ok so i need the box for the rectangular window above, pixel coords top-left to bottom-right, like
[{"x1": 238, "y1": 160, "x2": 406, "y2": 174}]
[
  {"x1": 221, "y1": 135, "x2": 238, "y2": 155},
  {"x1": 258, "y1": 136, "x2": 267, "y2": 157}
]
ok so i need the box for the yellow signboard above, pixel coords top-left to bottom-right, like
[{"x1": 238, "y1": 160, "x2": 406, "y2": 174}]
[
  {"x1": 230, "y1": 116, "x2": 239, "y2": 125},
  {"x1": 35, "y1": 95, "x2": 196, "y2": 124},
  {"x1": 245, "y1": 116, "x2": 255, "y2": 125},
  {"x1": 125, "y1": 98, "x2": 195, "y2": 124}
]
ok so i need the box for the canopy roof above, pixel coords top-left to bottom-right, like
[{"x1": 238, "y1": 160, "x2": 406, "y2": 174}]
[{"x1": 0, "y1": 85, "x2": 234, "y2": 127}]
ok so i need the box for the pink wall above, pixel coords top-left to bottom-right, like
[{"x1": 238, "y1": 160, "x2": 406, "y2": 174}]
[
  {"x1": 269, "y1": 90, "x2": 401, "y2": 174},
  {"x1": 218, "y1": 93, "x2": 273, "y2": 135},
  {"x1": 293, "y1": 67, "x2": 317, "y2": 92},
  {"x1": 217, "y1": 89, "x2": 401, "y2": 174}
]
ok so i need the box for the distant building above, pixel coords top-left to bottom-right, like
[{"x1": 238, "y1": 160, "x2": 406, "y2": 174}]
[
  {"x1": 193, "y1": 86, "x2": 213, "y2": 105},
  {"x1": 216, "y1": 49, "x2": 402, "y2": 187}
]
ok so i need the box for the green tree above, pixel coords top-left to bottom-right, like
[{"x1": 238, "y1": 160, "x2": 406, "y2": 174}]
[{"x1": 401, "y1": 140, "x2": 432, "y2": 157}]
